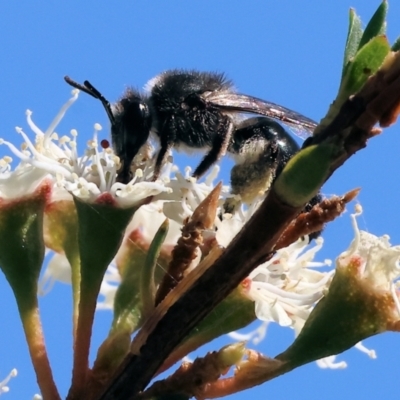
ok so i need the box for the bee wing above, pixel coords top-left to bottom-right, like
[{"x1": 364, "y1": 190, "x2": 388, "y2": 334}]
[{"x1": 204, "y1": 92, "x2": 317, "y2": 138}]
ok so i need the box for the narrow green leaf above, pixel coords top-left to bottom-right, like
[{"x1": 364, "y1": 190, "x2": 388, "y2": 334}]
[
  {"x1": 391, "y1": 36, "x2": 400, "y2": 52},
  {"x1": 341, "y1": 35, "x2": 390, "y2": 97},
  {"x1": 342, "y1": 8, "x2": 363, "y2": 76},
  {"x1": 358, "y1": 1, "x2": 387, "y2": 49},
  {"x1": 185, "y1": 288, "x2": 255, "y2": 342},
  {"x1": 163, "y1": 289, "x2": 255, "y2": 369},
  {"x1": 111, "y1": 219, "x2": 169, "y2": 334},
  {"x1": 111, "y1": 250, "x2": 147, "y2": 334},
  {"x1": 111, "y1": 267, "x2": 143, "y2": 334},
  {"x1": 141, "y1": 218, "x2": 169, "y2": 317}
]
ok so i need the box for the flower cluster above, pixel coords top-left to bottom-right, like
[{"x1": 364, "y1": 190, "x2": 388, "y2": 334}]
[{"x1": 1, "y1": 90, "x2": 400, "y2": 398}]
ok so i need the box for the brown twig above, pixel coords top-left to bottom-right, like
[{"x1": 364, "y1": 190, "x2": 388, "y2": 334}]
[
  {"x1": 275, "y1": 188, "x2": 360, "y2": 250},
  {"x1": 140, "y1": 344, "x2": 244, "y2": 400}
]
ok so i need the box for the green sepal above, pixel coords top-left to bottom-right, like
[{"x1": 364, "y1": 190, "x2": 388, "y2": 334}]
[
  {"x1": 274, "y1": 144, "x2": 334, "y2": 208},
  {"x1": 0, "y1": 184, "x2": 49, "y2": 312},
  {"x1": 277, "y1": 264, "x2": 390, "y2": 367},
  {"x1": 358, "y1": 1, "x2": 387, "y2": 50}
]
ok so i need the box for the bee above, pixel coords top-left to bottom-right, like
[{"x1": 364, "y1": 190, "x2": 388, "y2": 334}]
[
  {"x1": 65, "y1": 70, "x2": 318, "y2": 211},
  {"x1": 224, "y1": 116, "x2": 302, "y2": 213}
]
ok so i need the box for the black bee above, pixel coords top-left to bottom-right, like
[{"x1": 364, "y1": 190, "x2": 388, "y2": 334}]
[{"x1": 64, "y1": 70, "x2": 318, "y2": 210}]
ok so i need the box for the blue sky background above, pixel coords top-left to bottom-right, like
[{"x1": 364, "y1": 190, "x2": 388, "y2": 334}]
[{"x1": 1, "y1": 1, "x2": 400, "y2": 399}]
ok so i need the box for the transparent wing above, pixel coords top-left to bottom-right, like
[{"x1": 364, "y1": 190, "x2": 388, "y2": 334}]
[{"x1": 204, "y1": 92, "x2": 317, "y2": 139}]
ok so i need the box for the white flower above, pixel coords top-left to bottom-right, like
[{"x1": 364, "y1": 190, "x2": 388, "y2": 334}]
[
  {"x1": 338, "y1": 205, "x2": 400, "y2": 316},
  {"x1": 0, "y1": 91, "x2": 170, "y2": 207},
  {"x1": 243, "y1": 236, "x2": 332, "y2": 329}
]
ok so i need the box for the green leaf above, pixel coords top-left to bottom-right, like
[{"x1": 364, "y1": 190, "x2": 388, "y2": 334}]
[
  {"x1": 358, "y1": 1, "x2": 387, "y2": 49},
  {"x1": 275, "y1": 143, "x2": 334, "y2": 208},
  {"x1": 141, "y1": 218, "x2": 169, "y2": 317},
  {"x1": 111, "y1": 261, "x2": 144, "y2": 334},
  {"x1": 340, "y1": 35, "x2": 390, "y2": 99},
  {"x1": 391, "y1": 36, "x2": 400, "y2": 52},
  {"x1": 163, "y1": 288, "x2": 255, "y2": 368},
  {"x1": 187, "y1": 288, "x2": 255, "y2": 342},
  {"x1": 111, "y1": 219, "x2": 169, "y2": 334},
  {"x1": 342, "y1": 8, "x2": 363, "y2": 76}
]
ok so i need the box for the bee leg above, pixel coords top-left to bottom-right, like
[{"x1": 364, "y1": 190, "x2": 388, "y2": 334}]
[
  {"x1": 223, "y1": 144, "x2": 279, "y2": 214},
  {"x1": 153, "y1": 141, "x2": 173, "y2": 181},
  {"x1": 153, "y1": 117, "x2": 176, "y2": 180},
  {"x1": 192, "y1": 119, "x2": 234, "y2": 179}
]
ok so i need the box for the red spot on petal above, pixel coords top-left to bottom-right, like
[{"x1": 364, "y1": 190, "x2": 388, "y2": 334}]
[
  {"x1": 95, "y1": 192, "x2": 117, "y2": 206},
  {"x1": 241, "y1": 277, "x2": 252, "y2": 291}
]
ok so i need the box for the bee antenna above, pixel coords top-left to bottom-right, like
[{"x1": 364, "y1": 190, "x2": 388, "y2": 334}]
[{"x1": 63, "y1": 76, "x2": 115, "y2": 124}]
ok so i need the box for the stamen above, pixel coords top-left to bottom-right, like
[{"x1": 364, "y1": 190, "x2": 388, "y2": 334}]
[
  {"x1": 0, "y1": 368, "x2": 17, "y2": 394},
  {"x1": 26, "y1": 110, "x2": 45, "y2": 137},
  {"x1": 44, "y1": 90, "x2": 79, "y2": 139},
  {"x1": 317, "y1": 356, "x2": 347, "y2": 369},
  {"x1": 354, "y1": 341, "x2": 377, "y2": 359}
]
